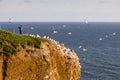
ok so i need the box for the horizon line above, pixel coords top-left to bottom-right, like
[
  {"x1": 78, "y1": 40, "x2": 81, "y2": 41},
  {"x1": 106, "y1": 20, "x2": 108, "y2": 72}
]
[{"x1": 1, "y1": 21, "x2": 120, "y2": 23}]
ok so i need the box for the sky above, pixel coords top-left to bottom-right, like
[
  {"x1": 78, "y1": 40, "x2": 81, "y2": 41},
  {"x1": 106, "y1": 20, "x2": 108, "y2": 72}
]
[{"x1": 0, "y1": 0, "x2": 120, "y2": 22}]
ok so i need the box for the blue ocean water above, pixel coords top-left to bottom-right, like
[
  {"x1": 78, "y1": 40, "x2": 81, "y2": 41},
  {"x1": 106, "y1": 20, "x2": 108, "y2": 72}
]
[{"x1": 0, "y1": 22, "x2": 120, "y2": 80}]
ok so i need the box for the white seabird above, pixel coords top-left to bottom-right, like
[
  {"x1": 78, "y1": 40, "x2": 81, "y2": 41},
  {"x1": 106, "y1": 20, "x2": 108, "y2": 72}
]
[
  {"x1": 82, "y1": 48, "x2": 87, "y2": 52},
  {"x1": 78, "y1": 45, "x2": 82, "y2": 49},
  {"x1": 52, "y1": 30, "x2": 58, "y2": 34},
  {"x1": 99, "y1": 38, "x2": 103, "y2": 41},
  {"x1": 68, "y1": 32, "x2": 72, "y2": 35},
  {"x1": 112, "y1": 32, "x2": 116, "y2": 36}
]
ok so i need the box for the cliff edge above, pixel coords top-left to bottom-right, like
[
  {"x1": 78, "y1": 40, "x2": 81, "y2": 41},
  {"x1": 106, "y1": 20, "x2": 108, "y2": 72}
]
[{"x1": 0, "y1": 30, "x2": 81, "y2": 80}]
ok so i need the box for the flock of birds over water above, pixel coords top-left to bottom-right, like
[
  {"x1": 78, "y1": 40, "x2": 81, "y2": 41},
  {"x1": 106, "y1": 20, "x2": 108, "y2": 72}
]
[{"x1": 23, "y1": 25, "x2": 118, "y2": 54}]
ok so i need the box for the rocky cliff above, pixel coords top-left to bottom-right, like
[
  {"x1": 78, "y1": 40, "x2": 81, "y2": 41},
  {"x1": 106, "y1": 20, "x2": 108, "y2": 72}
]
[{"x1": 0, "y1": 30, "x2": 81, "y2": 80}]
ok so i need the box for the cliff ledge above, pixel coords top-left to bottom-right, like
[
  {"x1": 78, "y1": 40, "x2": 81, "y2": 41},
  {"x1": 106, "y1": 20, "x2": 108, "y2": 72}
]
[{"x1": 0, "y1": 30, "x2": 81, "y2": 80}]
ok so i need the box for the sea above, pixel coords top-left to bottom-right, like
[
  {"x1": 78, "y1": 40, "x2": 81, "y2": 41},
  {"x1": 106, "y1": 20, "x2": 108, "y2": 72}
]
[{"x1": 0, "y1": 22, "x2": 120, "y2": 80}]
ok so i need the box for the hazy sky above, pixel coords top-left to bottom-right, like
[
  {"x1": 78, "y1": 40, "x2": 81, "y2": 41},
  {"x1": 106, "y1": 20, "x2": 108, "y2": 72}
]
[{"x1": 0, "y1": 0, "x2": 120, "y2": 22}]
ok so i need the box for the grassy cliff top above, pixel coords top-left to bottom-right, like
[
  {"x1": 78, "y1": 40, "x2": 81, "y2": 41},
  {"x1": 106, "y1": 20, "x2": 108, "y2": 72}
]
[{"x1": 0, "y1": 29, "x2": 49, "y2": 56}]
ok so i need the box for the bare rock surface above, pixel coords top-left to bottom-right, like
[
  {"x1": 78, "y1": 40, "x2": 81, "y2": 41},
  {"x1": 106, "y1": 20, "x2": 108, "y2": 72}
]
[{"x1": 0, "y1": 38, "x2": 81, "y2": 80}]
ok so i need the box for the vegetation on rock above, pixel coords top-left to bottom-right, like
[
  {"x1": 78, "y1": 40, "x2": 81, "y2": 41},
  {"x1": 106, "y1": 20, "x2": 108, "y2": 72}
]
[
  {"x1": 0, "y1": 29, "x2": 81, "y2": 80},
  {"x1": 0, "y1": 29, "x2": 49, "y2": 55}
]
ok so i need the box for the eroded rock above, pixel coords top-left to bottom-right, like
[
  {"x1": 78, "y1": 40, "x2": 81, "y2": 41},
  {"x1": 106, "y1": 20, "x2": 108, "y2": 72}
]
[{"x1": 1, "y1": 41, "x2": 81, "y2": 80}]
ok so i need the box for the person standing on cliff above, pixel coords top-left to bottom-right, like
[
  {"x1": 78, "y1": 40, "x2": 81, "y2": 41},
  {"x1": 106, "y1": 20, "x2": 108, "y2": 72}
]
[{"x1": 18, "y1": 25, "x2": 23, "y2": 34}]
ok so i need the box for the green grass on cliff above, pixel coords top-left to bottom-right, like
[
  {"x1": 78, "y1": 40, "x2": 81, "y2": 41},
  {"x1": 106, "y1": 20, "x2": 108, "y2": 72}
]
[{"x1": 0, "y1": 29, "x2": 49, "y2": 55}]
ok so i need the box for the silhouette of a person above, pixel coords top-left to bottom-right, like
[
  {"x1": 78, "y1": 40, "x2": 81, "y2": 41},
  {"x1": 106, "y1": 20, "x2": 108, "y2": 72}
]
[{"x1": 18, "y1": 25, "x2": 23, "y2": 34}]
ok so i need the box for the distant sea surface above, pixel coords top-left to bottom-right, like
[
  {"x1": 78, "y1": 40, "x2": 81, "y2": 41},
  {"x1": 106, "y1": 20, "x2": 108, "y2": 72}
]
[{"x1": 1, "y1": 22, "x2": 120, "y2": 80}]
